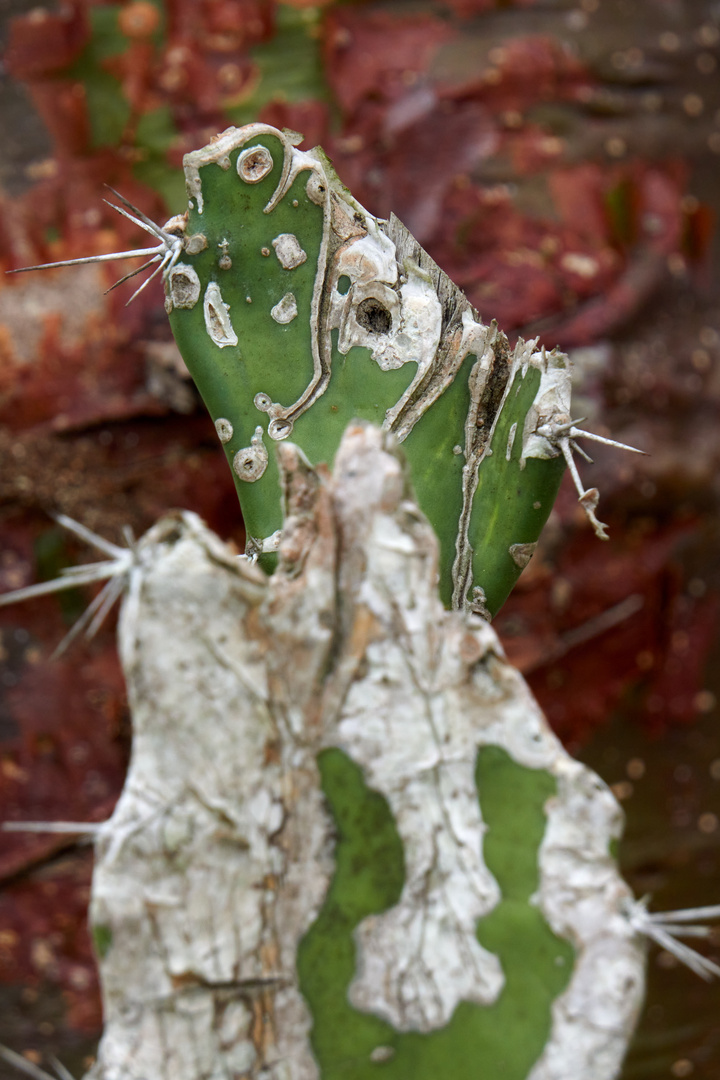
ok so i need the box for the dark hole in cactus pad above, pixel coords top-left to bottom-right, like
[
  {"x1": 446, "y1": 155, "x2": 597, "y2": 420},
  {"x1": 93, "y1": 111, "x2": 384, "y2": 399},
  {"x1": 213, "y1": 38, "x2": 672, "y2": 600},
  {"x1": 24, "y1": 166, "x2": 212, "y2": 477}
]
[{"x1": 356, "y1": 297, "x2": 392, "y2": 334}]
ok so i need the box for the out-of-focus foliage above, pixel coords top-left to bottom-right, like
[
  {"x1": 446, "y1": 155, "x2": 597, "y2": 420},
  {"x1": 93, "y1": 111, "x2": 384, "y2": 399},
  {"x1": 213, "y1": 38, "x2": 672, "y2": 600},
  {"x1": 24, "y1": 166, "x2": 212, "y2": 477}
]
[{"x1": 1, "y1": 2, "x2": 719, "y2": 1075}]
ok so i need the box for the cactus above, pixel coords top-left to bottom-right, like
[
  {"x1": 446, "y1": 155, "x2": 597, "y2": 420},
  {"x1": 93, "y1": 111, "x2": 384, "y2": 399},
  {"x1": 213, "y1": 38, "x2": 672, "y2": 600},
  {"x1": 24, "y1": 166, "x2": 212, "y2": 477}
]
[
  {"x1": 13, "y1": 122, "x2": 639, "y2": 617},
  {"x1": 8, "y1": 124, "x2": 720, "y2": 1080},
  {"x1": 0, "y1": 429, "x2": 643, "y2": 1080},
  {"x1": 3, "y1": 425, "x2": 719, "y2": 1080}
]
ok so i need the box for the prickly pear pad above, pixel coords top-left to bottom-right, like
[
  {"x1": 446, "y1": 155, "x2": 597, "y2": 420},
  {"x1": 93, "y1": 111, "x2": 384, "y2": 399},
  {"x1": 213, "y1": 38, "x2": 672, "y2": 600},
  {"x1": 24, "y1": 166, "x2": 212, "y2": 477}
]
[{"x1": 167, "y1": 124, "x2": 577, "y2": 615}]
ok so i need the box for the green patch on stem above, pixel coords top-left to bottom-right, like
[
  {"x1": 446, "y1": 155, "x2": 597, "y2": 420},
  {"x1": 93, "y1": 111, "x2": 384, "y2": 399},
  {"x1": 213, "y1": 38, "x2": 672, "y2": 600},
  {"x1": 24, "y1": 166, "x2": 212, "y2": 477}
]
[
  {"x1": 297, "y1": 749, "x2": 405, "y2": 1068},
  {"x1": 92, "y1": 923, "x2": 113, "y2": 959},
  {"x1": 298, "y1": 746, "x2": 574, "y2": 1078}
]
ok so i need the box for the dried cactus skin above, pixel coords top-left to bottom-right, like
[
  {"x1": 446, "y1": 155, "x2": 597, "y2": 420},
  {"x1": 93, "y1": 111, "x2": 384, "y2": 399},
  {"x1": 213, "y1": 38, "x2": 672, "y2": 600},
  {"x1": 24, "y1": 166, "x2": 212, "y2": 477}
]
[
  {"x1": 0, "y1": 429, "x2": 643, "y2": 1080},
  {"x1": 26, "y1": 424, "x2": 639, "y2": 1080},
  {"x1": 165, "y1": 123, "x2": 573, "y2": 615}
]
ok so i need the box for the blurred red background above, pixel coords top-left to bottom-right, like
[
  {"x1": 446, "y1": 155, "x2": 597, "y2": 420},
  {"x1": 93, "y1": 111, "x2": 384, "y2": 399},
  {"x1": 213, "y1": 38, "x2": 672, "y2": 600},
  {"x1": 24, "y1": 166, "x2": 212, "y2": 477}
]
[{"x1": 0, "y1": 1, "x2": 719, "y2": 1076}]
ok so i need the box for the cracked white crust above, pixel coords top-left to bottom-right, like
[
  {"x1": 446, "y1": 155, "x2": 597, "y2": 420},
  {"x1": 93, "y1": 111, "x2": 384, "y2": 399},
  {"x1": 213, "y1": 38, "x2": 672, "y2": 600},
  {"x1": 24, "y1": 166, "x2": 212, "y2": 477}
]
[
  {"x1": 527, "y1": 763, "x2": 646, "y2": 1080},
  {"x1": 88, "y1": 513, "x2": 330, "y2": 1080},
  {"x1": 85, "y1": 428, "x2": 644, "y2": 1080}
]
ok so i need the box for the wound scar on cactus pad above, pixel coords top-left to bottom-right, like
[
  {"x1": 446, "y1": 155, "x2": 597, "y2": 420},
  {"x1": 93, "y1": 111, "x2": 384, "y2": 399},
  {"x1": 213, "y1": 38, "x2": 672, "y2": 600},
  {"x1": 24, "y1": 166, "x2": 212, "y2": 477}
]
[
  {"x1": 305, "y1": 171, "x2": 327, "y2": 206},
  {"x1": 236, "y1": 145, "x2": 273, "y2": 184},
  {"x1": 233, "y1": 426, "x2": 268, "y2": 482},
  {"x1": 271, "y1": 293, "x2": 298, "y2": 324},
  {"x1": 184, "y1": 233, "x2": 207, "y2": 255},
  {"x1": 506, "y1": 422, "x2": 518, "y2": 461},
  {"x1": 215, "y1": 418, "x2": 233, "y2": 444},
  {"x1": 168, "y1": 264, "x2": 200, "y2": 309},
  {"x1": 272, "y1": 234, "x2": 307, "y2": 270},
  {"x1": 203, "y1": 282, "x2": 238, "y2": 348},
  {"x1": 509, "y1": 542, "x2": 537, "y2": 569},
  {"x1": 251, "y1": 391, "x2": 292, "y2": 440}
]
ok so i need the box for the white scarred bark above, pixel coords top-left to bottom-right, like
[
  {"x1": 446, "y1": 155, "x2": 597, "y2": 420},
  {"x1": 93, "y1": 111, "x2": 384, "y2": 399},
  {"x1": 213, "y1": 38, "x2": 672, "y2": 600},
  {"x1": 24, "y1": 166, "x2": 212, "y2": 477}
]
[{"x1": 84, "y1": 423, "x2": 645, "y2": 1080}]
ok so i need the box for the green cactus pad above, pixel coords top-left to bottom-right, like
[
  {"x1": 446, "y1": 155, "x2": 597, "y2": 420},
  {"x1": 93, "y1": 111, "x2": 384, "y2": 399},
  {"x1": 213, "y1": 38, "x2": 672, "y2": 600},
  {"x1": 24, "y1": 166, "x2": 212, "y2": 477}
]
[{"x1": 164, "y1": 123, "x2": 576, "y2": 616}]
